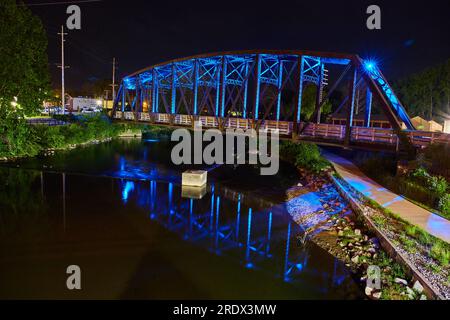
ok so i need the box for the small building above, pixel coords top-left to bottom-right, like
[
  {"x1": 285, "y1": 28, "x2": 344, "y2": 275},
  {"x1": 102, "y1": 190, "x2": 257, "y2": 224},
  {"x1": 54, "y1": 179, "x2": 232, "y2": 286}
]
[
  {"x1": 410, "y1": 116, "x2": 429, "y2": 131},
  {"x1": 444, "y1": 120, "x2": 450, "y2": 134},
  {"x1": 410, "y1": 116, "x2": 443, "y2": 132},
  {"x1": 428, "y1": 120, "x2": 443, "y2": 132},
  {"x1": 69, "y1": 97, "x2": 102, "y2": 112}
]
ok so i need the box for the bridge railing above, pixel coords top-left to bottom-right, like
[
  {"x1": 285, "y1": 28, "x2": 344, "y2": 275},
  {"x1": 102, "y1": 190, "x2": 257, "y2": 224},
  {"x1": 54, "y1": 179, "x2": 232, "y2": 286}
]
[
  {"x1": 300, "y1": 123, "x2": 345, "y2": 140},
  {"x1": 260, "y1": 120, "x2": 293, "y2": 135},
  {"x1": 351, "y1": 126, "x2": 398, "y2": 145},
  {"x1": 112, "y1": 112, "x2": 449, "y2": 148},
  {"x1": 405, "y1": 130, "x2": 450, "y2": 148},
  {"x1": 124, "y1": 111, "x2": 134, "y2": 121}
]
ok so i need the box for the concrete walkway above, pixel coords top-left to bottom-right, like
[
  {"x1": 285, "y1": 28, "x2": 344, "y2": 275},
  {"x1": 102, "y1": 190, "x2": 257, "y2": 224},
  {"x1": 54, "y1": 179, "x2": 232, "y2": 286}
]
[{"x1": 323, "y1": 151, "x2": 450, "y2": 243}]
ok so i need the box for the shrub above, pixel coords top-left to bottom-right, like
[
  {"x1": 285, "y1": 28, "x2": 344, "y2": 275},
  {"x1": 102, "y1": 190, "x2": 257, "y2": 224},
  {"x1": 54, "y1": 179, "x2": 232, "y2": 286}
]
[
  {"x1": 410, "y1": 167, "x2": 429, "y2": 184},
  {"x1": 279, "y1": 141, "x2": 330, "y2": 173},
  {"x1": 439, "y1": 194, "x2": 450, "y2": 218},
  {"x1": 428, "y1": 175, "x2": 448, "y2": 196}
]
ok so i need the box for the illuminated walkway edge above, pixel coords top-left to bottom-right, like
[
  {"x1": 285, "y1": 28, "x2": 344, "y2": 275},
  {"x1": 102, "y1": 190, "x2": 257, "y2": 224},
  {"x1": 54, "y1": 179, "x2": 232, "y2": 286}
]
[{"x1": 323, "y1": 151, "x2": 450, "y2": 243}]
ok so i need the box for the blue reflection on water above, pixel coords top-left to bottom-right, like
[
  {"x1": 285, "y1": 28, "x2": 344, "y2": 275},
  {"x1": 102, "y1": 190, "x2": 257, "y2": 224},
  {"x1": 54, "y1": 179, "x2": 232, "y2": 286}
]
[
  {"x1": 122, "y1": 181, "x2": 135, "y2": 203},
  {"x1": 112, "y1": 157, "x2": 179, "y2": 183},
  {"x1": 117, "y1": 177, "x2": 357, "y2": 295}
]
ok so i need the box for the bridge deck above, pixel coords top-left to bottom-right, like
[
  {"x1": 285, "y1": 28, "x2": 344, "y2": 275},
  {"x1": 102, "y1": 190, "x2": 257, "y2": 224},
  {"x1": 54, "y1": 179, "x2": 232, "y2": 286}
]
[{"x1": 113, "y1": 112, "x2": 450, "y2": 150}]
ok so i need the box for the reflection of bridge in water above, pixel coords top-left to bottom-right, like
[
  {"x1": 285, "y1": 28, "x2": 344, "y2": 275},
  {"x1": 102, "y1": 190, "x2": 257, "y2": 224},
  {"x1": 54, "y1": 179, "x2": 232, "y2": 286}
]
[
  {"x1": 118, "y1": 177, "x2": 355, "y2": 290},
  {"x1": 112, "y1": 50, "x2": 449, "y2": 150}
]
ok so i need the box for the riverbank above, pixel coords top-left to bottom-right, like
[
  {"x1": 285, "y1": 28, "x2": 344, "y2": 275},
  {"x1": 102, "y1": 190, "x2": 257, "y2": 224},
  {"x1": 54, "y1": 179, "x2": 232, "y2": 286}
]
[
  {"x1": 0, "y1": 114, "x2": 144, "y2": 162},
  {"x1": 323, "y1": 151, "x2": 450, "y2": 299},
  {"x1": 279, "y1": 141, "x2": 437, "y2": 299}
]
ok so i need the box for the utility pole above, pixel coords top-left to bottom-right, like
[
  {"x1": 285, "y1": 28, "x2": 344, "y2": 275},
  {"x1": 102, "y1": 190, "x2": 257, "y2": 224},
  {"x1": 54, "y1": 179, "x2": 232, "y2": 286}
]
[
  {"x1": 111, "y1": 57, "x2": 117, "y2": 103},
  {"x1": 58, "y1": 25, "x2": 68, "y2": 114}
]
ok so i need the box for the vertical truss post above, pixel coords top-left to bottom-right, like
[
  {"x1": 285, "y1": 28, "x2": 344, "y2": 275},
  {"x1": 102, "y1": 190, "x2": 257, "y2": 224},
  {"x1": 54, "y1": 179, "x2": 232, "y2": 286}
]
[
  {"x1": 215, "y1": 63, "x2": 220, "y2": 117},
  {"x1": 152, "y1": 69, "x2": 158, "y2": 113},
  {"x1": 276, "y1": 59, "x2": 283, "y2": 121},
  {"x1": 365, "y1": 87, "x2": 372, "y2": 127},
  {"x1": 243, "y1": 62, "x2": 249, "y2": 119},
  {"x1": 253, "y1": 54, "x2": 262, "y2": 121},
  {"x1": 219, "y1": 56, "x2": 227, "y2": 118},
  {"x1": 345, "y1": 65, "x2": 357, "y2": 145},
  {"x1": 295, "y1": 56, "x2": 305, "y2": 123},
  {"x1": 134, "y1": 83, "x2": 140, "y2": 121},
  {"x1": 193, "y1": 59, "x2": 199, "y2": 115},
  {"x1": 112, "y1": 85, "x2": 122, "y2": 117},
  {"x1": 121, "y1": 82, "x2": 126, "y2": 113},
  {"x1": 171, "y1": 63, "x2": 176, "y2": 114},
  {"x1": 315, "y1": 62, "x2": 324, "y2": 124}
]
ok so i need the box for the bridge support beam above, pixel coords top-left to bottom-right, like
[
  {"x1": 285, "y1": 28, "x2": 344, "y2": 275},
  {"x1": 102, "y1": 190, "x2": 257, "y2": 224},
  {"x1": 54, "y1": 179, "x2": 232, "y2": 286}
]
[
  {"x1": 214, "y1": 64, "x2": 220, "y2": 117},
  {"x1": 135, "y1": 82, "x2": 140, "y2": 121},
  {"x1": 219, "y1": 56, "x2": 227, "y2": 118},
  {"x1": 293, "y1": 56, "x2": 305, "y2": 138},
  {"x1": 243, "y1": 62, "x2": 249, "y2": 119},
  {"x1": 315, "y1": 63, "x2": 324, "y2": 124},
  {"x1": 344, "y1": 65, "x2": 357, "y2": 146},
  {"x1": 152, "y1": 69, "x2": 158, "y2": 113},
  {"x1": 193, "y1": 59, "x2": 199, "y2": 115},
  {"x1": 121, "y1": 83, "x2": 126, "y2": 114},
  {"x1": 253, "y1": 54, "x2": 262, "y2": 121},
  {"x1": 171, "y1": 63, "x2": 176, "y2": 114},
  {"x1": 365, "y1": 87, "x2": 372, "y2": 127},
  {"x1": 276, "y1": 58, "x2": 283, "y2": 121}
]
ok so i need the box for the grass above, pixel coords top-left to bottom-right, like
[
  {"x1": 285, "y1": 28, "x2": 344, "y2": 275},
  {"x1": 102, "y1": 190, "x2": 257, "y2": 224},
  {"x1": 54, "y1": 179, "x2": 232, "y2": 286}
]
[
  {"x1": 430, "y1": 242, "x2": 450, "y2": 266},
  {"x1": 366, "y1": 193, "x2": 450, "y2": 268}
]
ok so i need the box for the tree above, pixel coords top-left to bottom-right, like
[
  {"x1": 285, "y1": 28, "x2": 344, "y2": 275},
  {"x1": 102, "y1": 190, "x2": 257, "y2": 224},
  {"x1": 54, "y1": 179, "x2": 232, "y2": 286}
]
[
  {"x1": 0, "y1": 0, "x2": 50, "y2": 115},
  {"x1": 0, "y1": 0, "x2": 50, "y2": 156},
  {"x1": 394, "y1": 58, "x2": 450, "y2": 122}
]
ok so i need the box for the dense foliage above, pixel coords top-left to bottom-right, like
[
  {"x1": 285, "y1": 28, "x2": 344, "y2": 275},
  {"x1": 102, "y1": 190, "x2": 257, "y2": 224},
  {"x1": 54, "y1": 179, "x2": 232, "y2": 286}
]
[
  {"x1": 0, "y1": 114, "x2": 133, "y2": 158},
  {"x1": 394, "y1": 59, "x2": 450, "y2": 121},
  {"x1": 0, "y1": 1, "x2": 50, "y2": 157},
  {"x1": 279, "y1": 141, "x2": 330, "y2": 173}
]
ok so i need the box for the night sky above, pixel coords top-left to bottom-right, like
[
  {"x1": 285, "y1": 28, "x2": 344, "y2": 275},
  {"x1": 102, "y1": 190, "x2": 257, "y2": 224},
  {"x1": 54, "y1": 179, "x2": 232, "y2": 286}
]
[{"x1": 25, "y1": 0, "x2": 450, "y2": 92}]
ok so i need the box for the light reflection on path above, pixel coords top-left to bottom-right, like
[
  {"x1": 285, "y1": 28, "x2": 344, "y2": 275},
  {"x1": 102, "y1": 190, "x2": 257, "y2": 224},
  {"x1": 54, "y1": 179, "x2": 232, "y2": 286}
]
[{"x1": 324, "y1": 151, "x2": 450, "y2": 243}]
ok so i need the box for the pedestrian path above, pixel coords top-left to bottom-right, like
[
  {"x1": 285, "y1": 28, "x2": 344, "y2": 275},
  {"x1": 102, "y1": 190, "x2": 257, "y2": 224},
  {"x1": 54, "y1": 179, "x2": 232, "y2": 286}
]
[{"x1": 323, "y1": 151, "x2": 450, "y2": 243}]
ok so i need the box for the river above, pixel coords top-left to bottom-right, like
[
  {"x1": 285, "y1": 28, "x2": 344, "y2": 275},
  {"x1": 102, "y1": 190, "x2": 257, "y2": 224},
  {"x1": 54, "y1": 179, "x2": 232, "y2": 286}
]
[{"x1": 0, "y1": 137, "x2": 363, "y2": 299}]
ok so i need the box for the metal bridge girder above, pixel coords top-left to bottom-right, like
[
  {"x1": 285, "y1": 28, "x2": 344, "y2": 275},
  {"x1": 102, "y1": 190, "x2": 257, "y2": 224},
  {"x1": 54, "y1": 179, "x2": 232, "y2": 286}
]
[{"x1": 112, "y1": 50, "x2": 414, "y2": 133}]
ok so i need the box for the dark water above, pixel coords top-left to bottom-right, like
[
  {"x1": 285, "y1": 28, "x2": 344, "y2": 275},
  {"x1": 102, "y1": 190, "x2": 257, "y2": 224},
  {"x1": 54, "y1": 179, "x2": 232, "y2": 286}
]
[{"x1": 0, "y1": 138, "x2": 363, "y2": 299}]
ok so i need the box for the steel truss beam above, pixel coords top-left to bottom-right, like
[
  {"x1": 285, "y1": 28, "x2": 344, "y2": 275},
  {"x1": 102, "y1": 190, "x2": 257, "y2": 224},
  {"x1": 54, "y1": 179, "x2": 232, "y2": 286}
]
[{"x1": 113, "y1": 50, "x2": 413, "y2": 131}]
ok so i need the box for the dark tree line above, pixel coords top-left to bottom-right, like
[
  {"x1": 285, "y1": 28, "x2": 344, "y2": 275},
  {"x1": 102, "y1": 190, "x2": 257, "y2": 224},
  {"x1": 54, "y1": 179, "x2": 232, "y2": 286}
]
[{"x1": 394, "y1": 59, "x2": 450, "y2": 122}]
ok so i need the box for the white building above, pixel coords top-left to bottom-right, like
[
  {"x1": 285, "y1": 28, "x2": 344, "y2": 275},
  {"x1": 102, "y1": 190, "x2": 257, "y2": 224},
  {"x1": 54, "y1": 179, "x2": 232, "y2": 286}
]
[{"x1": 69, "y1": 97, "x2": 102, "y2": 112}]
